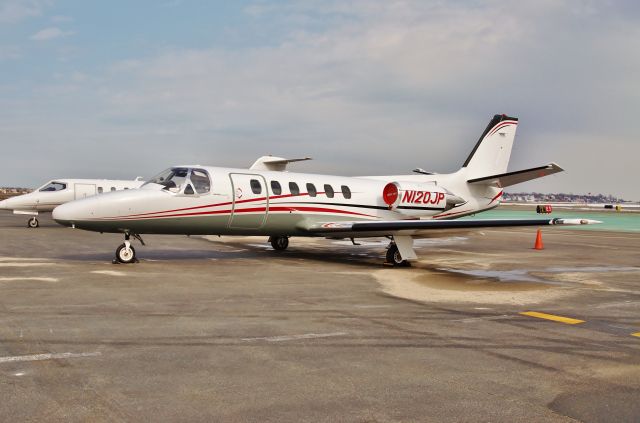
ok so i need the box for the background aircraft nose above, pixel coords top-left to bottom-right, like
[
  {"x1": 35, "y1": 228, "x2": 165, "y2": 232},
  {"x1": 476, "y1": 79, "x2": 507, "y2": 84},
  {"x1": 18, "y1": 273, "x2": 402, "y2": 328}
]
[{"x1": 0, "y1": 197, "x2": 16, "y2": 210}]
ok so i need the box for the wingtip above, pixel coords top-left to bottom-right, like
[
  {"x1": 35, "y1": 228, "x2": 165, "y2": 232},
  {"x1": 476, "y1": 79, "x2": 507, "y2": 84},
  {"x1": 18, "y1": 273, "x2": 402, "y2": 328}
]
[{"x1": 553, "y1": 218, "x2": 602, "y2": 225}]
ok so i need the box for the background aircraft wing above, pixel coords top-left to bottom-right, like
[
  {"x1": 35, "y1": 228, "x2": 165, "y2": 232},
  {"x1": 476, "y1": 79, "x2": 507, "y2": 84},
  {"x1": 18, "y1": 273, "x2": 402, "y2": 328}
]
[{"x1": 301, "y1": 217, "x2": 600, "y2": 237}]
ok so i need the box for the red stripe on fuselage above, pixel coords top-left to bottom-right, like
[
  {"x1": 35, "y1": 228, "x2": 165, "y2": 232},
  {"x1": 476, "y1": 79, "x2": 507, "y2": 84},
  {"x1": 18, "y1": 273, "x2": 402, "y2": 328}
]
[
  {"x1": 433, "y1": 209, "x2": 469, "y2": 219},
  {"x1": 116, "y1": 192, "x2": 309, "y2": 218},
  {"x1": 98, "y1": 205, "x2": 375, "y2": 221},
  {"x1": 490, "y1": 190, "x2": 503, "y2": 203}
]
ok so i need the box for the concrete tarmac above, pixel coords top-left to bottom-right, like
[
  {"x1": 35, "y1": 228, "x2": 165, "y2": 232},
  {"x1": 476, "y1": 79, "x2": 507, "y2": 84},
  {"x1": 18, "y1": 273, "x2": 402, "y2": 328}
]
[{"x1": 0, "y1": 212, "x2": 639, "y2": 422}]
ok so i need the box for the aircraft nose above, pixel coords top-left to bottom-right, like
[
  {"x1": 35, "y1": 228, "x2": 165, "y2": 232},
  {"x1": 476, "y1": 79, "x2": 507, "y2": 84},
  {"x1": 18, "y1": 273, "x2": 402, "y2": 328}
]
[
  {"x1": 0, "y1": 198, "x2": 10, "y2": 210},
  {"x1": 53, "y1": 199, "x2": 98, "y2": 227},
  {"x1": 52, "y1": 203, "x2": 74, "y2": 226}
]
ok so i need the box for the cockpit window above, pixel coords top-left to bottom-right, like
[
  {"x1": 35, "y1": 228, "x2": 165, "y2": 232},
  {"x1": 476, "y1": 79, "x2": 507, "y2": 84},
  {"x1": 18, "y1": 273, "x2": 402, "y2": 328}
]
[
  {"x1": 144, "y1": 167, "x2": 211, "y2": 195},
  {"x1": 39, "y1": 182, "x2": 67, "y2": 192},
  {"x1": 144, "y1": 168, "x2": 189, "y2": 192},
  {"x1": 190, "y1": 169, "x2": 211, "y2": 194}
]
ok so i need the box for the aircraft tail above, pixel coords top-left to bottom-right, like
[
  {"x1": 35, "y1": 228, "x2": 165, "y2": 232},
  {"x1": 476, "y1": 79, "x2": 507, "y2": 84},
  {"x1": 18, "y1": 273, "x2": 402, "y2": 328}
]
[{"x1": 462, "y1": 114, "x2": 518, "y2": 180}]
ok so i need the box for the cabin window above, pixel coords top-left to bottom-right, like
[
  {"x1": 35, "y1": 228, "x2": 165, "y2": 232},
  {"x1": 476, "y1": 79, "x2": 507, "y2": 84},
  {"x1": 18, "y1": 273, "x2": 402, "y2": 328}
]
[
  {"x1": 111, "y1": 187, "x2": 116, "y2": 192},
  {"x1": 97, "y1": 187, "x2": 103, "y2": 194},
  {"x1": 289, "y1": 182, "x2": 300, "y2": 195},
  {"x1": 306, "y1": 183, "x2": 317, "y2": 197},
  {"x1": 184, "y1": 184, "x2": 195, "y2": 195},
  {"x1": 191, "y1": 169, "x2": 211, "y2": 194},
  {"x1": 271, "y1": 181, "x2": 282, "y2": 195},
  {"x1": 39, "y1": 182, "x2": 67, "y2": 192},
  {"x1": 124, "y1": 188, "x2": 129, "y2": 190},
  {"x1": 324, "y1": 184, "x2": 334, "y2": 198},
  {"x1": 341, "y1": 185, "x2": 352, "y2": 199},
  {"x1": 250, "y1": 179, "x2": 262, "y2": 195}
]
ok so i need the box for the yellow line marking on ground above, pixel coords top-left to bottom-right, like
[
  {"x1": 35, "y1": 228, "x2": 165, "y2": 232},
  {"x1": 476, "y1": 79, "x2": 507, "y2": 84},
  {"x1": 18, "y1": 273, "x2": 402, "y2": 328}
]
[
  {"x1": 520, "y1": 311, "x2": 585, "y2": 325},
  {"x1": 632, "y1": 332, "x2": 640, "y2": 338}
]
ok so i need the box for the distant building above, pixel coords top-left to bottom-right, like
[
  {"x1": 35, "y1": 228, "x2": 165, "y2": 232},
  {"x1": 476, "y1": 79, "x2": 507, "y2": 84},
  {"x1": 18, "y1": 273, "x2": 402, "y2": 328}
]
[
  {"x1": 0, "y1": 187, "x2": 32, "y2": 199},
  {"x1": 503, "y1": 191, "x2": 627, "y2": 203}
]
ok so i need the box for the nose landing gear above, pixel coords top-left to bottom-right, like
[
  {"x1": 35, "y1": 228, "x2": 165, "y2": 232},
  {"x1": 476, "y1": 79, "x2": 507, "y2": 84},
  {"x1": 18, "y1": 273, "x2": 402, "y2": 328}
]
[
  {"x1": 116, "y1": 242, "x2": 136, "y2": 264},
  {"x1": 114, "y1": 233, "x2": 145, "y2": 264},
  {"x1": 27, "y1": 217, "x2": 39, "y2": 228},
  {"x1": 269, "y1": 236, "x2": 289, "y2": 251}
]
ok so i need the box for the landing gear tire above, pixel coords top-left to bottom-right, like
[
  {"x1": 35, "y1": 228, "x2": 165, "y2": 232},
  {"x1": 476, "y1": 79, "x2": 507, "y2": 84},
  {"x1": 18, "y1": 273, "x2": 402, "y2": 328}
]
[
  {"x1": 115, "y1": 243, "x2": 136, "y2": 264},
  {"x1": 270, "y1": 236, "x2": 289, "y2": 251},
  {"x1": 385, "y1": 244, "x2": 410, "y2": 267},
  {"x1": 27, "y1": 217, "x2": 39, "y2": 228}
]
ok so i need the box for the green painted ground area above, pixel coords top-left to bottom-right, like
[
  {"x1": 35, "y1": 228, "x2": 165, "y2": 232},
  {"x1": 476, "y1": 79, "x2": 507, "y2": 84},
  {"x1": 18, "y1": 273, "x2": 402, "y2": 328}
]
[{"x1": 462, "y1": 208, "x2": 640, "y2": 233}]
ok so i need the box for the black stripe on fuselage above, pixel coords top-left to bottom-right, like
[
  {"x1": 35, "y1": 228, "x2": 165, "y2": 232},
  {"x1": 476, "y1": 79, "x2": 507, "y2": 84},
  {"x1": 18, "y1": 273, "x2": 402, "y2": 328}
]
[
  {"x1": 272, "y1": 201, "x2": 445, "y2": 212},
  {"x1": 273, "y1": 201, "x2": 389, "y2": 211}
]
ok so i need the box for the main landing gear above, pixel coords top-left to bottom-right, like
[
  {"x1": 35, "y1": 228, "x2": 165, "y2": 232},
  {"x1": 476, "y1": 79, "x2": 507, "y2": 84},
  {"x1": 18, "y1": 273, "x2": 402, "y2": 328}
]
[
  {"x1": 269, "y1": 236, "x2": 289, "y2": 251},
  {"x1": 385, "y1": 243, "x2": 411, "y2": 267},
  {"x1": 114, "y1": 233, "x2": 145, "y2": 264},
  {"x1": 27, "y1": 217, "x2": 39, "y2": 228}
]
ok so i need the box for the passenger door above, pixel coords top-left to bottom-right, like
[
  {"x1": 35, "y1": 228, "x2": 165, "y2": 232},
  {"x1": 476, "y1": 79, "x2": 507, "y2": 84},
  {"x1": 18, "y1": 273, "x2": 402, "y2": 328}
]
[
  {"x1": 228, "y1": 173, "x2": 268, "y2": 229},
  {"x1": 74, "y1": 183, "x2": 96, "y2": 200}
]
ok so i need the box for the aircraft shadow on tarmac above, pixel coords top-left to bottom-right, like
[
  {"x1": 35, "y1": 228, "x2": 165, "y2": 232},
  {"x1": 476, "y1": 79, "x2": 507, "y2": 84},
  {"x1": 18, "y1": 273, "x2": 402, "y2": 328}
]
[
  {"x1": 55, "y1": 237, "x2": 388, "y2": 268},
  {"x1": 56, "y1": 247, "x2": 258, "y2": 262}
]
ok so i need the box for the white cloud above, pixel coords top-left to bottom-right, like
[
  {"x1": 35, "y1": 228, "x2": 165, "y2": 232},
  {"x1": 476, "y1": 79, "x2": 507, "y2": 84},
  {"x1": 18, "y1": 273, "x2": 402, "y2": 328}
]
[
  {"x1": 30, "y1": 26, "x2": 74, "y2": 41},
  {"x1": 0, "y1": 0, "x2": 49, "y2": 23}
]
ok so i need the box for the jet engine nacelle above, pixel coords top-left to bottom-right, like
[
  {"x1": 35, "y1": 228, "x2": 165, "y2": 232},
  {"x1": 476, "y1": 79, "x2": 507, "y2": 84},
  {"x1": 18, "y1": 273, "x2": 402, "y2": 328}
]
[{"x1": 382, "y1": 182, "x2": 465, "y2": 216}]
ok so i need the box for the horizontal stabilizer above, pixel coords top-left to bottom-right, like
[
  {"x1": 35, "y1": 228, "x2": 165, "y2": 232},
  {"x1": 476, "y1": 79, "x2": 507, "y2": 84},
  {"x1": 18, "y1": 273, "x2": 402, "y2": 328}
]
[
  {"x1": 467, "y1": 163, "x2": 563, "y2": 187},
  {"x1": 302, "y1": 217, "x2": 600, "y2": 236},
  {"x1": 250, "y1": 156, "x2": 312, "y2": 171}
]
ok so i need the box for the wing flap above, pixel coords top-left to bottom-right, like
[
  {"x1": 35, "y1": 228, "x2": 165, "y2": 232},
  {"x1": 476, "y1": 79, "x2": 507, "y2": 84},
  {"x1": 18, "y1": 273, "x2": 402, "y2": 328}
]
[{"x1": 467, "y1": 163, "x2": 563, "y2": 187}]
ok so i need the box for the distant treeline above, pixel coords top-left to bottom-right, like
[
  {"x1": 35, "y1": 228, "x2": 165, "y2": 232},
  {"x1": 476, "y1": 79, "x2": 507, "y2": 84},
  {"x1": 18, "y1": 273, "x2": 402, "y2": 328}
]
[{"x1": 504, "y1": 192, "x2": 627, "y2": 203}]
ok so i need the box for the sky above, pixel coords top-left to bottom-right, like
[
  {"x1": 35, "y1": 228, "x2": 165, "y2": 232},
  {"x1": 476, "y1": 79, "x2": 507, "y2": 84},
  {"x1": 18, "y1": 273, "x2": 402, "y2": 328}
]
[{"x1": 1, "y1": 0, "x2": 638, "y2": 200}]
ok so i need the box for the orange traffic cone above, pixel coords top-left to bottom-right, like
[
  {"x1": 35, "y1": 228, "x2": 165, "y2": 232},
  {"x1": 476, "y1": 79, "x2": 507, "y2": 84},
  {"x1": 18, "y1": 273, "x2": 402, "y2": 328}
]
[{"x1": 534, "y1": 229, "x2": 544, "y2": 250}]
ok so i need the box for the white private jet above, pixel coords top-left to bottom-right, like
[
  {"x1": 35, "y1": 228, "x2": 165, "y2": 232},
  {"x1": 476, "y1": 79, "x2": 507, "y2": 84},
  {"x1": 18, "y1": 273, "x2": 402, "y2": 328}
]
[
  {"x1": 52, "y1": 114, "x2": 600, "y2": 265},
  {"x1": 0, "y1": 178, "x2": 145, "y2": 227}
]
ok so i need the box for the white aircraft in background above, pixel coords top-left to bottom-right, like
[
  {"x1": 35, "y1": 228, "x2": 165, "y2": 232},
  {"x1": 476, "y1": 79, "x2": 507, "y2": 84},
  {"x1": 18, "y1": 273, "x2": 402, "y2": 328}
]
[
  {"x1": 53, "y1": 114, "x2": 600, "y2": 265},
  {"x1": 0, "y1": 178, "x2": 144, "y2": 227}
]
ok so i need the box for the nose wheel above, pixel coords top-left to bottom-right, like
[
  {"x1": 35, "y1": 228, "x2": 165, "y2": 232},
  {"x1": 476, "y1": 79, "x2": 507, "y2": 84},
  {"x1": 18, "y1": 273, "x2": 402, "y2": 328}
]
[
  {"x1": 27, "y1": 217, "x2": 39, "y2": 228},
  {"x1": 114, "y1": 233, "x2": 144, "y2": 264},
  {"x1": 269, "y1": 236, "x2": 289, "y2": 251},
  {"x1": 115, "y1": 242, "x2": 137, "y2": 264}
]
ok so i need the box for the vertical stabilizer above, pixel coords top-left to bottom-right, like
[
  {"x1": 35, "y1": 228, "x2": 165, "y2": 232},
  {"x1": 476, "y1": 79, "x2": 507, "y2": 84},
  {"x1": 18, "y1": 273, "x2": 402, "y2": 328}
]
[{"x1": 462, "y1": 114, "x2": 518, "y2": 180}]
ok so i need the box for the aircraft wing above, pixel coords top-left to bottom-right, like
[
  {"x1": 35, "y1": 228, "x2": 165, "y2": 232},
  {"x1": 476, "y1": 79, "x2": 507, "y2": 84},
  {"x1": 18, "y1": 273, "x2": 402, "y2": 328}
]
[
  {"x1": 467, "y1": 163, "x2": 563, "y2": 187},
  {"x1": 302, "y1": 217, "x2": 600, "y2": 236}
]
